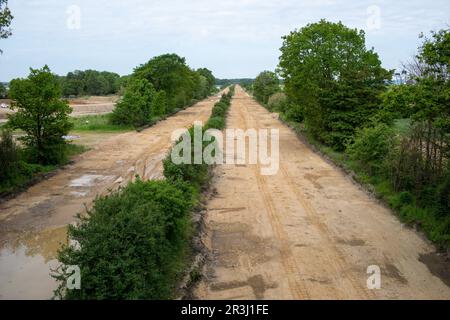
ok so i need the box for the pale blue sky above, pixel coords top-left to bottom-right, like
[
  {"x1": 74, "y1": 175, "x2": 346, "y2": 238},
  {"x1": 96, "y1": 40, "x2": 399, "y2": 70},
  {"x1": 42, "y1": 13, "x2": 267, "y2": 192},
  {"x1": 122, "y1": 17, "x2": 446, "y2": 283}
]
[{"x1": 0, "y1": 0, "x2": 449, "y2": 81}]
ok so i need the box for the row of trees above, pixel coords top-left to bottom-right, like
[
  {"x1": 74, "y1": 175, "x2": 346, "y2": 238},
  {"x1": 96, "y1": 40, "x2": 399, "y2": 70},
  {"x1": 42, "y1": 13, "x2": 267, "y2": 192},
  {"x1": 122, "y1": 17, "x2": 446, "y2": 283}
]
[
  {"x1": 57, "y1": 70, "x2": 125, "y2": 97},
  {"x1": 252, "y1": 20, "x2": 449, "y2": 247},
  {"x1": 215, "y1": 78, "x2": 253, "y2": 88},
  {"x1": 1, "y1": 54, "x2": 217, "y2": 193},
  {"x1": 112, "y1": 54, "x2": 217, "y2": 128}
]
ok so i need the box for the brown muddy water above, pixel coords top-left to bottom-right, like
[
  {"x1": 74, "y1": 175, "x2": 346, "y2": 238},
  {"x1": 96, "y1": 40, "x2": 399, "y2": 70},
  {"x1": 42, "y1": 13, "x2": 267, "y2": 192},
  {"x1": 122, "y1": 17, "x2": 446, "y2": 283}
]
[{"x1": 0, "y1": 226, "x2": 67, "y2": 299}]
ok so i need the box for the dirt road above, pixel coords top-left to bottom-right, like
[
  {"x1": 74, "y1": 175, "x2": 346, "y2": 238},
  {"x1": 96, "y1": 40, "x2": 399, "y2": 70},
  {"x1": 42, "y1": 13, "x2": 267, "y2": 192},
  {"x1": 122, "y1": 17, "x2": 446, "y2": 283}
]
[
  {"x1": 195, "y1": 86, "x2": 450, "y2": 300},
  {"x1": 0, "y1": 94, "x2": 221, "y2": 299},
  {"x1": 0, "y1": 96, "x2": 117, "y2": 124}
]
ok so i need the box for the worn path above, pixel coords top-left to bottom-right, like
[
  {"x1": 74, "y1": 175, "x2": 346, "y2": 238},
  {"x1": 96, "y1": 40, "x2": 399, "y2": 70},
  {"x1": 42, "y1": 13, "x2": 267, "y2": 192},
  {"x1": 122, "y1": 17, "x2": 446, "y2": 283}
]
[{"x1": 195, "y1": 86, "x2": 450, "y2": 300}]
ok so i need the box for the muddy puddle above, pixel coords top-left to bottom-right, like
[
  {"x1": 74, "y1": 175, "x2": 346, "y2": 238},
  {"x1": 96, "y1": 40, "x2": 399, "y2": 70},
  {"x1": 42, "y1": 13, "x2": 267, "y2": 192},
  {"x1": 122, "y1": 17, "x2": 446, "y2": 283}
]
[{"x1": 0, "y1": 226, "x2": 67, "y2": 299}]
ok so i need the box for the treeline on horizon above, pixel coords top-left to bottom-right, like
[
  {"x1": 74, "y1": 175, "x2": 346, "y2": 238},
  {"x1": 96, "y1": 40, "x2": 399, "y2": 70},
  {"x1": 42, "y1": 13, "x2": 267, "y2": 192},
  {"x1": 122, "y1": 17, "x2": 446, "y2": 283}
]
[
  {"x1": 249, "y1": 20, "x2": 449, "y2": 248},
  {"x1": 215, "y1": 78, "x2": 254, "y2": 87}
]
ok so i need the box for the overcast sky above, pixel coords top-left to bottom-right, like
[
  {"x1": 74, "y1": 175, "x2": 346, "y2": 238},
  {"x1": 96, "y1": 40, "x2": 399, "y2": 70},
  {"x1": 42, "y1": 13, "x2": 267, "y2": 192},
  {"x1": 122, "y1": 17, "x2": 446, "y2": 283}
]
[{"x1": 0, "y1": 0, "x2": 449, "y2": 81}]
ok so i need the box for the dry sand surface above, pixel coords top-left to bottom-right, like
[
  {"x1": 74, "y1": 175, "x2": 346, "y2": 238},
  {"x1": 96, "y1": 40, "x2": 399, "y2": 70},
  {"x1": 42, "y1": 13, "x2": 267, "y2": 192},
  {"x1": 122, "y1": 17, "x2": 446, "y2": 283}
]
[
  {"x1": 194, "y1": 86, "x2": 450, "y2": 300},
  {"x1": 0, "y1": 96, "x2": 118, "y2": 123},
  {"x1": 0, "y1": 94, "x2": 222, "y2": 299}
]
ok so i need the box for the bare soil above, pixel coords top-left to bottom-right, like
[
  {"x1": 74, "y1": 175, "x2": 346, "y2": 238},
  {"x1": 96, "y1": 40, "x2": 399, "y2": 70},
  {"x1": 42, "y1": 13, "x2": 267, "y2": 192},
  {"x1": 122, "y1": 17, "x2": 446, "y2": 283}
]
[
  {"x1": 0, "y1": 96, "x2": 119, "y2": 122},
  {"x1": 194, "y1": 86, "x2": 450, "y2": 300}
]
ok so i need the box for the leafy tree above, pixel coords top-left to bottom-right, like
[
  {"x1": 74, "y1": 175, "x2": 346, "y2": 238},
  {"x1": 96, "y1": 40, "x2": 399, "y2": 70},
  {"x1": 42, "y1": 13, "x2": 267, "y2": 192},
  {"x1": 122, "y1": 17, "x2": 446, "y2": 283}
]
[
  {"x1": 279, "y1": 20, "x2": 392, "y2": 150},
  {"x1": 347, "y1": 124, "x2": 394, "y2": 175},
  {"x1": 133, "y1": 54, "x2": 197, "y2": 111},
  {"x1": 151, "y1": 90, "x2": 167, "y2": 118},
  {"x1": 59, "y1": 70, "x2": 121, "y2": 97},
  {"x1": 111, "y1": 77, "x2": 156, "y2": 128},
  {"x1": 0, "y1": 0, "x2": 13, "y2": 53},
  {"x1": 8, "y1": 66, "x2": 73, "y2": 164},
  {"x1": 380, "y1": 84, "x2": 415, "y2": 121},
  {"x1": 196, "y1": 68, "x2": 216, "y2": 97},
  {"x1": 253, "y1": 71, "x2": 280, "y2": 105}
]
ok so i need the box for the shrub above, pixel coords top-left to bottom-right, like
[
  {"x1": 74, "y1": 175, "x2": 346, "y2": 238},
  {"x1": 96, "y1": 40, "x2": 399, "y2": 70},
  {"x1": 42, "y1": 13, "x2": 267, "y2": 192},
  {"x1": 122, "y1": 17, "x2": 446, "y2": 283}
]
[
  {"x1": 111, "y1": 77, "x2": 156, "y2": 128},
  {"x1": 151, "y1": 90, "x2": 168, "y2": 118},
  {"x1": 211, "y1": 102, "x2": 227, "y2": 118},
  {"x1": 346, "y1": 123, "x2": 394, "y2": 174},
  {"x1": 205, "y1": 117, "x2": 225, "y2": 130},
  {"x1": 54, "y1": 179, "x2": 193, "y2": 300},
  {"x1": 253, "y1": 71, "x2": 280, "y2": 104},
  {"x1": 0, "y1": 129, "x2": 20, "y2": 182},
  {"x1": 267, "y1": 92, "x2": 287, "y2": 112}
]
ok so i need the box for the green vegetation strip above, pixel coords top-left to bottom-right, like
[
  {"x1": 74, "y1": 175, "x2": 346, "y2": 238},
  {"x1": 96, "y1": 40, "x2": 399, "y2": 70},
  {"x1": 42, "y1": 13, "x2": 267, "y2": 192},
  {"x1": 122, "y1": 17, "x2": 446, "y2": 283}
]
[
  {"x1": 54, "y1": 87, "x2": 235, "y2": 299},
  {"x1": 281, "y1": 115, "x2": 449, "y2": 249}
]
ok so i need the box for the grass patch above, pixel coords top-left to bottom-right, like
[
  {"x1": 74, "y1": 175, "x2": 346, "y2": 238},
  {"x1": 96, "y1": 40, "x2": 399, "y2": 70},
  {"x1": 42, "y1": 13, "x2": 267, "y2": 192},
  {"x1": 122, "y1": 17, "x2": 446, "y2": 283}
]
[{"x1": 71, "y1": 114, "x2": 133, "y2": 132}]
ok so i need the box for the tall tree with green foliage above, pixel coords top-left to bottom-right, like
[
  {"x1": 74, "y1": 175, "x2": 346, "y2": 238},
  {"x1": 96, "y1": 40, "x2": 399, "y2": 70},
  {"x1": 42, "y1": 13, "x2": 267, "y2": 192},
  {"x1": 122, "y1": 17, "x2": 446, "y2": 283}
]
[
  {"x1": 133, "y1": 54, "x2": 197, "y2": 111},
  {"x1": 59, "y1": 70, "x2": 121, "y2": 97},
  {"x1": 196, "y1": 68, "x2": 216, "y2": 97},
  {"x1": 111, "y1": 77, "x2": 156, "y2": 128},
  {"x1": 253, "y1": 71, "x2": 280, "y2": 105},
  {"x1": 8, "y1": 66, "x2": 73, "y2": 164},
  {"x1": 0, "y1": 0, "x2": 13, "y2": 53},
  {"x1": 279, "y1": 20, "x2": 392, "y2": 150}
]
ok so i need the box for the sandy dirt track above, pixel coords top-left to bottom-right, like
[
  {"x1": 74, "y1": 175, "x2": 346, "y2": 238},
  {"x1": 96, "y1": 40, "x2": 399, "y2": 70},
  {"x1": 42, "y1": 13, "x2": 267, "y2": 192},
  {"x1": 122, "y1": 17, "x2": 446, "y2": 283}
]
[
  {"x1": 195, "y1": 86, "x2": 450, "y2": 300},
  {"x1": 0, "y1": 94, "x2": 222, "y2": 299},
  {"x1": 0, "y1": 96, "x2": 118, "y2": 123}
]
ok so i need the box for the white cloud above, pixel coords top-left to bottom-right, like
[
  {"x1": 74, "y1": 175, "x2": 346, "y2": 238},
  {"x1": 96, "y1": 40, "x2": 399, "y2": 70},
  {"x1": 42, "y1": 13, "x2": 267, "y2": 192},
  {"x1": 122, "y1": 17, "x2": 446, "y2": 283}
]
[{"x1": 0, "y1": 0, "x2": 449, "y2": 79}]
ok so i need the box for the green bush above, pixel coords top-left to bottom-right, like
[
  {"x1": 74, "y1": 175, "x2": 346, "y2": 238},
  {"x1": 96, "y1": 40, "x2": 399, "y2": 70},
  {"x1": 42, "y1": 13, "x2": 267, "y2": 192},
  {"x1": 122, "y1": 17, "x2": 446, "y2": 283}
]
[
  {"x1": 0, "y1": 129, "x2": 86, "y2": 194},
  {"x1": 54, "y1": 179, "x2": 193, "y2": 300},
  {"x1": 211, "y1": 103, "x2": 227, "y2": 118},
  {"x1": 346, "y1": 123, "x2": 394, "y2": 174},
  {"x1": 205, "y1": 117, "x2": 225, "y2": 130},
  {"x1": 267, "y1": 92, "x2": 287, "y2": 112},
  {"x1": 0, "y1": 130, "x2": 20, "y2": 182},
  {"x1": 111, "y1": 77, "x2": 156, "y2": 128},
  {"x1": 253, "y1": 71, "x2": 280, "y2": 105}
]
